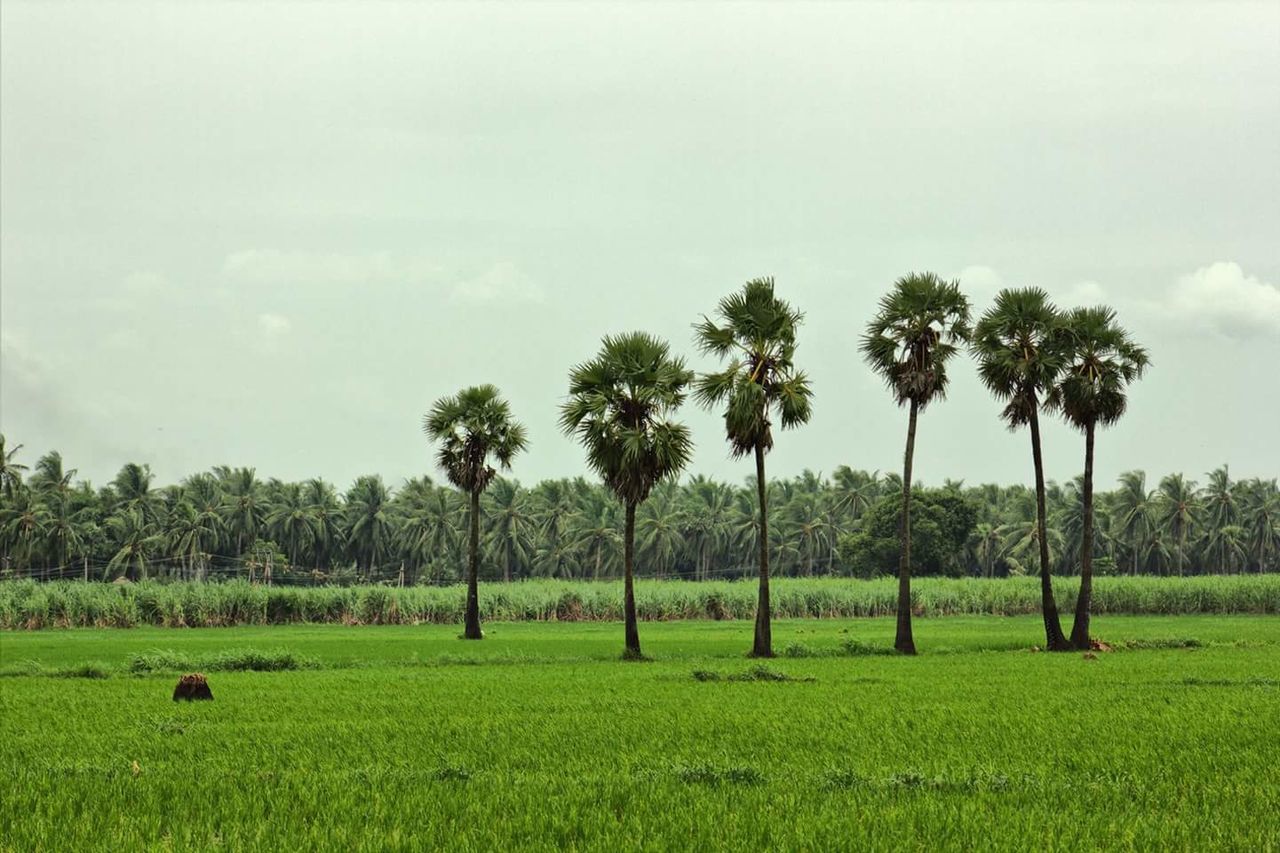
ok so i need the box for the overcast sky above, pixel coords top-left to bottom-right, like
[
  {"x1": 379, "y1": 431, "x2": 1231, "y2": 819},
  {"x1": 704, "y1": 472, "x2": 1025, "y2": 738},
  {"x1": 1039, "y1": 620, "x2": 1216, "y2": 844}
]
[{"x1": 2, "y1": 1, "x2": 1277, "y2": 494}]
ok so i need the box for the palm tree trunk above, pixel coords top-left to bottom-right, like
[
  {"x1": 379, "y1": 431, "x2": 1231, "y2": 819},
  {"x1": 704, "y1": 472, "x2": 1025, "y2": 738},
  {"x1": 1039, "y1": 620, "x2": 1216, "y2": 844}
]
[
  {"x1": 463, "y1": 488, "x2": 483, "y2": 639},
  {"x1": 1070, "y1": 421, "x2": 1096, "y2": 649},
  {"x1": 623, "y1": 502, "x2": 642, "y2": 659},
  {"x1": 895, "y1": 401, "x2": 919, "y2": 655},
  {"x1": 751, "y1": 443, "x2": 773, "y2": 658},
  {"x1": 1030, "y1": 408, "x2": 1069, "y2": 651}
]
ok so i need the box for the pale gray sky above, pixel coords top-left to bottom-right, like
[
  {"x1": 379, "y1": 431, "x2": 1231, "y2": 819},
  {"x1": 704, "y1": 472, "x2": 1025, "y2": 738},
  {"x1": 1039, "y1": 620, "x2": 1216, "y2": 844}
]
[{"x1": 2, "y1": 1, "x2": 1278, "y2": 492}]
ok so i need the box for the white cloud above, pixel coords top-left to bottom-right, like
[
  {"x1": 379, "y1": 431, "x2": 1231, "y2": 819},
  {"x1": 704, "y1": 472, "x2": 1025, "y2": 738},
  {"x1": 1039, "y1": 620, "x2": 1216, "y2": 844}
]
[
  {"x1": 450, "y1": 261, "x2": 543, "y2": 305},
  {"x1": 1167, "y1": 262, "x2": 1280, "y2": 340},
  {"x1": 257, "y1": 313, "x2": 292, "y2": 336}
]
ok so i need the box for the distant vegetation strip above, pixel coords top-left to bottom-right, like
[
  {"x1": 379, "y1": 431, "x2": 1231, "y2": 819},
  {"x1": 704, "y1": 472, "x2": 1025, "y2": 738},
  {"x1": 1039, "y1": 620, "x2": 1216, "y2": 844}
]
[{"x1": 2, "y1": 575, "x2": 1276, "y2": 629}]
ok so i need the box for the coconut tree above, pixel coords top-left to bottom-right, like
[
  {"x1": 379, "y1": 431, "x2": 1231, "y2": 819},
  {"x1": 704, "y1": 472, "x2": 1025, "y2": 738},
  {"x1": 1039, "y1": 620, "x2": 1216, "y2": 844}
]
[
  {"x1": 266, "y1": 482, "x2": 319, "y2": 571},
  {"x1": 483, "y1": 478, "x2": 534, "y2": 582},
  {"x1": 861, "y1": 272, "x2": 971, "y2": 654},
  {"x1": 1157, "y1": 473, "x2": 1199, "y2": 576},
  {"x1": 425, "y1": 385, "x2": 528, "y2": 639},
  {"x1": 695, "y1": 278, "x2": 812, "y2": 657},
  {"x1": 0, "y1": 435, "x2": 28, "y2": 498},
  {"x1": 218, "y1": 467, "x2": 263, "y2": 558},
  {"x1": 637, "y1": 483, "x2": 685, "y2": 580},
  {"x1": 344, "y1": 475, "x2": 393, "y2": 581},
  {"x1": 561, "y1": 332, "x2": 694, "y2": 658},
  {"x1": 971, "y1": 287, "x2": 1071, "y2": 650},
  {"x1": 1048, "y1": 306, "x2": 1149, "y2": 648}
]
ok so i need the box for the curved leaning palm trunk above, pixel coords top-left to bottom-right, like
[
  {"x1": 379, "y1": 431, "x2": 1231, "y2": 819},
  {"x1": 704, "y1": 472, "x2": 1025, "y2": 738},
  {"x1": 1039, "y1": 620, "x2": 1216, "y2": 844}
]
[
  {"x1": 896, "y1": 401, "x2": 918, "y2": 655},
  {"x1": 1030, "y1": 409, "x2": 1070, "y2": 650}
]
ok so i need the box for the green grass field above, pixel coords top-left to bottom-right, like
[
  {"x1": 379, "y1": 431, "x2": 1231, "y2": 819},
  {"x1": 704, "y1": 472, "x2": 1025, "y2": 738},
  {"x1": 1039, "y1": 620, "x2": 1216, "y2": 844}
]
[{"x1": 3, "y1": 615, "x2": 1279, "y2": 851}]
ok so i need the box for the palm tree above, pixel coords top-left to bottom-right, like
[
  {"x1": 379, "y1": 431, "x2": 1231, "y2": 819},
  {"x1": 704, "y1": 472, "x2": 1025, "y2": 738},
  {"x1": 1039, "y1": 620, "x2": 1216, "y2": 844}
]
[
  {"x1": 637, "y1": 483, "x2": 685, "y2": 580},
  {"x1": 0, "y1": 435, "x2": 28, "y2": 498},
  {"x1": 971, "y1": 287, "x2": 1070, "y2": 650},
  {"x1": 567, "y1": 488, "x2": 620, "y2": 580},
  {"x1": 1240, "y1": 479, "x2": 1279, "y2": 573},
  {"x1": 0, "y1": 487, "x2": 49, "y2": 576},
  {"x1": 787, "y1": 492, "x2": 831, "y2": 576},
  {"x1": 682, "y1": 476, "x2": 736, "y2": 581},
  {"x1": 861, "y1": 272, "x2": 972, "y2": 654},
  {"x1": 561, "y1": 333, "x2": 694, "y2": 659},
  {"x1": 106, "y1": 508, "x2": 163, "y2": 580},
  {"x1": 831, "y1": 467, "x2": 880, "y2": 524},
  {"x1": 303, "y1": 479, "x2": 343, "y2": 571},
  {"x1": 266, "y1": 482, "x2": 319, "y2": 571},
  {"x1": 425, "y1": 385, "x2": 528, "y2": 639},
  {"x1": 218, "y1": 467, "x2": 263, "y2": 558},
  {"x1": 1048, "y1": 306, "x2": 1150, "y2": 648},
  {"x1": 344, "y1": 476, "x2": 393, "y2": 580},
  {"x1": 1157, "y1": 474, "x2": 1199, "y2": 576},
  {"x1": 695, "y1": 278, "x2": 813, "y2": 658},
  {"x1": 1112, "y1": 471, "x2": 1154, "y2": 575},
  {"x1": 113, "y1": 463, "x2": 163, "y2": 526},
  {"x1": 483, "y1": 478, "x2": 534, "y2": 582}
]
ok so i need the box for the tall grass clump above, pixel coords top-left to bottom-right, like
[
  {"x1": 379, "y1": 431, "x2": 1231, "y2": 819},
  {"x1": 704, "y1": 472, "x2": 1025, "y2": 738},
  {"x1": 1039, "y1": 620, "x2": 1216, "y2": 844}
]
[{"x1": 0, "y1": 575, "x2": 1276, "y2": 629}]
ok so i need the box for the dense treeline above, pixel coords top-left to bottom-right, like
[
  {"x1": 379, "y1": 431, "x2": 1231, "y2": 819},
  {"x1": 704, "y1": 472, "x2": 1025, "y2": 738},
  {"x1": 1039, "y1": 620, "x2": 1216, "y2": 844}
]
[
  {"x1": 3, "y1": 576, "x2": 1276, "y2": 630},
  {"x1": 2, "y1": 437, "x2": 1275, "y2": 584}
]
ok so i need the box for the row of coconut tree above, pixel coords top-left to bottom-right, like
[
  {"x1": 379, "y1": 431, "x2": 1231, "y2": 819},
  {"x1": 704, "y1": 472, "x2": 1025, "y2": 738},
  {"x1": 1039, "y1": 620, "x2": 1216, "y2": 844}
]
[
  {"x1": 424, "y1": 274, "x2": 1156, "y2": 657},
  {"x1": 3, "y1": 440, "x2": 1273, "y2": 586}
]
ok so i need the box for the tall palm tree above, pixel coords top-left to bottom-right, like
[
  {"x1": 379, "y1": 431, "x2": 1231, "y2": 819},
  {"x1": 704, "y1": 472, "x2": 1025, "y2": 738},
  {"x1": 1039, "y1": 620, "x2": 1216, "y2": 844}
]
[
  {"x1": 561, "y1": 333, "x2": 694, "y2": 659},
  {"x1": 1048, "y1": 306, "x2": 1150, "y2": 648},
  {"x1": 971, "y1": 287, "x2": 1071, "y2": 650},
  {"x1": 862, "y1": 272, "x2": 972, "y2": 654},
  {"x1": 695, "y1": 278, "x2": 812, "y2": 658},
  {"x1": 1112, "y1": 470, "x2": 1154, "y2": 575},
  {"x1": 425, "y1": 385, "x2": 528, "y2": 639}
]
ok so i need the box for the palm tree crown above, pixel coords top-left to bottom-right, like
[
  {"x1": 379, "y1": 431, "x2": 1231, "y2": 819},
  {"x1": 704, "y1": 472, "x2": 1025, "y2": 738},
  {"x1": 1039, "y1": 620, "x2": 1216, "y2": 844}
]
[
  {"x1": 694, "y1": 277, "x2": 813, "y2": 455},
  {"x1": 861, "y1": 272, "x2": 972, "y2": 409},
  {"x1": 424, "y1": 384, "x2": 528, "y2": 495},
  {"x1": 560, "y1": 332, "x2": 694, "y2": 507},
  {"x1": 971, "y1": 287, "x2": 1067, "y2": 428},
  {"x1": 1048, "y1": 306, "x2": 1150, "y2": 430}
]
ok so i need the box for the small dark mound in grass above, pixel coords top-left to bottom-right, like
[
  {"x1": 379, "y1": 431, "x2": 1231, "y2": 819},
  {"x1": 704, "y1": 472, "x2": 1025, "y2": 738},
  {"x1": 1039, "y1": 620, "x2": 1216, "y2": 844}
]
[
  {"x1": 172, "y1": 673, "x2": 213, "y2": 701},
  {"x1": 1113, "y1": 637, "x2": 1202, "y2": 651},
  {"x1": 429, "y1": 765, "x2": 472, "y2": 781},
  {"x1": 675, "y1": 764, "x2": 765, "y2": 786},
  {"x1": 691, "y1": 665, "x2": 815, "y2": 683},
  {"x1": 53, "y1": 663, "x2": 111, "y2": 679}
]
